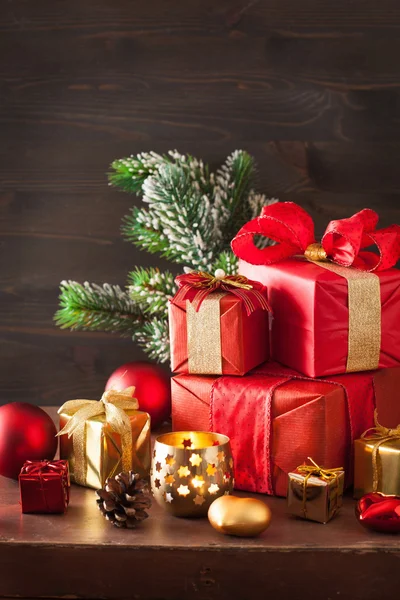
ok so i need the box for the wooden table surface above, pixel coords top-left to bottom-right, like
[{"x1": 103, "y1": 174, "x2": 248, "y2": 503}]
[{"x1": 0, "y1": 409, "x2": 399, "y2": 600}]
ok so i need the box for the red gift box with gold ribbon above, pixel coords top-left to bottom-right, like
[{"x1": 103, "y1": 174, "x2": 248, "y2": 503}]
[
  {"x1": 172, "y1": 363, "x2": 400, "y2": 497},
  {"x1": 232, "y1": 202, "x2": 400, "y2": 378},
  {"x1": 19, "y1": 460, "x2": 70, "y2": 514},
  {"x1": 169, "y1": 271, "x2": 270, "y2": 376}
]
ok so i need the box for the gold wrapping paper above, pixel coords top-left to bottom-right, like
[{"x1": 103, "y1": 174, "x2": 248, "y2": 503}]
[
  {"x1": 287, "y1": 467, "x2": 344, "y2": 524},
  {"x1": 186, "y1": 293, "x2": 224, "y2": 374},
  {"x1": 59, "y1": 400, "x2": 151, "y2": 490},
  {"x1": 308, "y1": 260, "x2": 381, "y2": 373},
  {"x1": 354, "y1": 416, "x2": 400, "y2": 499}
]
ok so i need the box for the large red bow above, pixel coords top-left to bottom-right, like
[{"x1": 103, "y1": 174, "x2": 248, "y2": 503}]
[{"x1": 231, "y1": 202, "x2": 400, "y2": 272}]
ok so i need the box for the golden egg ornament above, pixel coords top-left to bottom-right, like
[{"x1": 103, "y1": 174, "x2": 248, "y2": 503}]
[{"x1": 208, "y1": 495, "x2": 271, "y2": 537}]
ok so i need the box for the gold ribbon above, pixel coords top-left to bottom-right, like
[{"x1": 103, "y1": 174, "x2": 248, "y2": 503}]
[
  {"x1": 187, "y1": 293, "x2": 224, "y2": 374},
  {"x1": 305, "y1": 245, "x2": 381, "y2": 373},
  {"x1": 177, "y1": 269, "x2": 269, "y2": 374},
  {"x1": 297, "y1": 457, "x2": 343, "y2": 519},
  {"x1": 361, "y1": 410, "x2": 400, "y2": 492},
  {"x1": 57, "y1": 388, "x2": 138, "y2": 486},
  {"x1": 190, "y1": 271, "x2": 253, "y2": 291}
]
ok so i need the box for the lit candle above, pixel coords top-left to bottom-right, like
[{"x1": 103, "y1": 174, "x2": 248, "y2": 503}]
[{"x1": 151, "y1": 431, "x2": 234, "y2": 517}]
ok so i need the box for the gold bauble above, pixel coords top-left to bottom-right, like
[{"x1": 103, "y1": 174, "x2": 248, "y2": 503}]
[{"x1": 208, "y1": 495, "x2": 271, "y2": 537}]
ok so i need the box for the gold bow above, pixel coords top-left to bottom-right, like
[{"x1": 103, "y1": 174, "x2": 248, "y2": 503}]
[
  {"x1": 191, "y1": 272, "x2": 253, "y2": 291},
  {"x1": 57, "y1": 388, "x2": 138, "y2": 486},
  {"x1": 297, "y1": 457, "x2": 343, "y2": 518},
  {"x1": 361, "y1": 410, "x2": 400, "y2": 492},
  {"x1": 173, "y1": 270, "x2": 270, "y2": 314}
]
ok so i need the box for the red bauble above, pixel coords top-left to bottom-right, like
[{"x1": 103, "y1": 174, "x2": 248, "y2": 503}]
[
  {"x1": 105, "y1": 361, "x2": 171, "y2": 429},
  {"x1": 356, "y1": 492, "x2": 400, "y2": 533},
  {"x1": 0, "y1": 403, "x2": 58, "y2": 480}
]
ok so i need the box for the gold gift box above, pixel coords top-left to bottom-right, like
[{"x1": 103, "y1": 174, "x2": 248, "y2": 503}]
[
  {"x1": 354, "y1": 437, "x2": 400, "y2": 499},
  {"x1": 59, "y1": 407, "x2": 151, "y2": 490},
  {"x1": 287, "y1": 469, "x2": 344, "y2": 524}
]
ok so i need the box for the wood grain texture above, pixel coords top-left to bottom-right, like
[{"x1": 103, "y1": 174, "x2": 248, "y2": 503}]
[
  {"x1": 1, "y1": 0, "x2": 400, "y2": 403},
  {"x1": 2, "y1": 545, "x2": 400, "y2": 600}
]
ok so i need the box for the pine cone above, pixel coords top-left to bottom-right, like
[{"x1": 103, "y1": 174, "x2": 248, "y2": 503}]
[{"x1": 96, "y1": 471, "x2": 152, "y2": 529}]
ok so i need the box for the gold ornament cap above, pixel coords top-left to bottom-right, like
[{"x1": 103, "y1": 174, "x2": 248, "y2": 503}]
[{"x1": 304, "y1": 242, "x2": 328, "y2": 262}]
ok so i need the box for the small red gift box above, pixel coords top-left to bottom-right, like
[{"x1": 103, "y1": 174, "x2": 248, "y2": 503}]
[
  {"x1": 19, "y1": 460, "x2": 70, "y2": 514},
  {"x1": 169, "y1": 271, "x2": 270, "y2": 376},
  {"x1": 172, "y1": 363, "x2": 400, "y2": 497},
  {"x1": 233, "y1": 202, "x2": 400, "y2": 378}
]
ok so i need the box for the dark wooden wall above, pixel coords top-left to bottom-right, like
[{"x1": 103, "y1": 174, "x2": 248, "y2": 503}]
[{"x1": 1, "y1": 0, "x2": 400, "y2": 405}]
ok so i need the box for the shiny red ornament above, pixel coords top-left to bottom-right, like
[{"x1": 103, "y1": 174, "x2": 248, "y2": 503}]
[
  {"x1": 105, "y1": 361, "x2": 171, "y2": 429},
  {"x1": 356, "y1": 492, "x2": 400, "y2": 533},
  {"x1": 0, "y1": 403, "x2": 57, "y2": 480}
]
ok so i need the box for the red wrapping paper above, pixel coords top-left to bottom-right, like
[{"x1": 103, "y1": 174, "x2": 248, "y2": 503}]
[
  {"x1": 19, "y1": 460, "x2": 70, "y2": 514},
  {"x1": 169, "y1": 290, "x2": 269, "y2": 376},
  {"x1": 239, "y1": 257, "x2": 400, "y2": 378},
  {"x1": 170, "y1": 363, "x2": 399, "y2": 497}
]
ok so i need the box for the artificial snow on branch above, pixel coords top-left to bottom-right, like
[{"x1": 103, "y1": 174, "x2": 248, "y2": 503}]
[
  {"x1": 56, "y1": 150, "x2": 278, "y2": 363},
  {"x1": 55, "y1": 281, "x2": 142, "y2": 336},
  {"x1": 128, "y1": 267, "x2": 176, "y2": 316}
]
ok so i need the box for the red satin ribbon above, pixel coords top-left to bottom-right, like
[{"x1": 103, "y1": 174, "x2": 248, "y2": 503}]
[
  {"x1": 210, "y1": 363, "x2": 375, "y2": 495},
  {"x1": 172, "y1": 271, "x2": 270, "y2": 315},
  {"x1": 231, "y1": 202, "x2": 400, "y2": 272},
  {"x1": 21, "y1": 460, "x2": 68, "y2": 477},
  {"x1": 20, "y1": 460, "x2": 70, "y2": 511}
]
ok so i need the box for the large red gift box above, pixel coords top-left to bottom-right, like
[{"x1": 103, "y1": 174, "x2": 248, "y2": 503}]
[
  {"x1": 169, "y1": 289, "x2": 269, "y2": 376},
  {"x1": 232, "y1": 202, "x2": 400, "y2": 378},
  {"x1": 240, "y1": 257, "x2": 400, "y2": 378},
  {"x1": 19, "y1": 460, "x2": 70, "y2": 514},
  {"x1": 172, "y1": 363, "x2": 400, "y2": 497}
]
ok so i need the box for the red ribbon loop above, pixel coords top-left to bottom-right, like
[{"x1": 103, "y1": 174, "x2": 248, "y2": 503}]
[
  {"x1": 231, "y1": 202, "x2": 400, "y2": 272},
  {"x1": 172, "y1": 271, "x2": 270, "y2": 316}
]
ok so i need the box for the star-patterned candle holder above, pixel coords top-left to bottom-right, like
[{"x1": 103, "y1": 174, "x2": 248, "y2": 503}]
[{"x1": 151, "y1": 431, "x2": 234, "y2": 517}]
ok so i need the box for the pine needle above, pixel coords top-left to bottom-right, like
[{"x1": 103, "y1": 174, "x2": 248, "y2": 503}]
[{"x1": 56, "y1": 149, "x2": 279, "y2": 363}]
